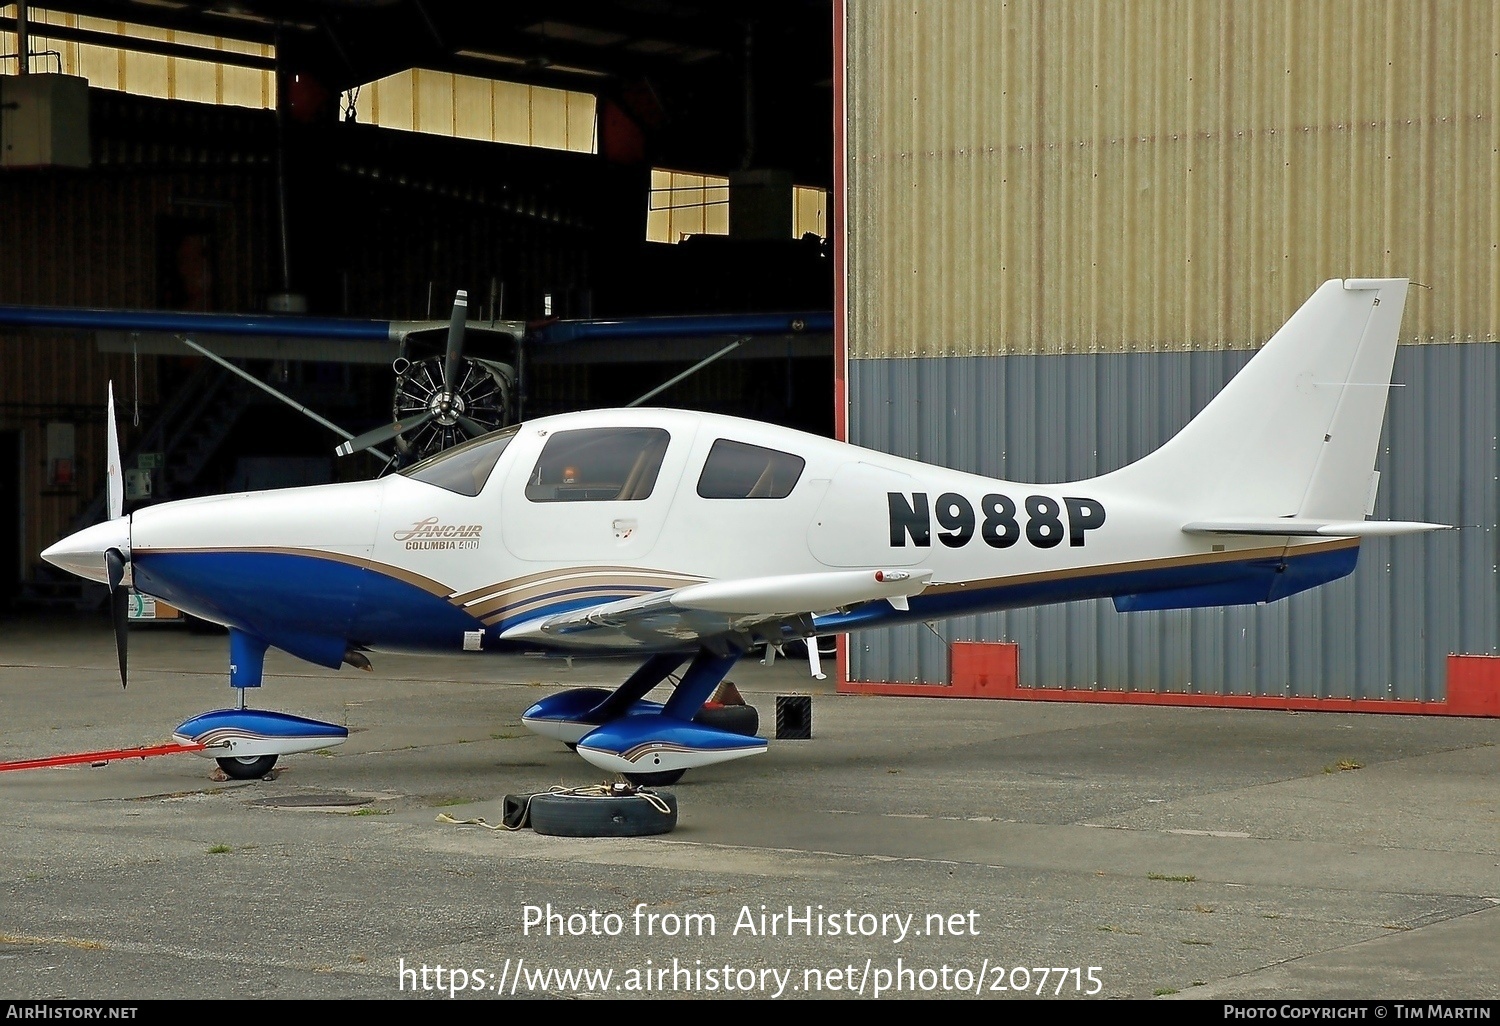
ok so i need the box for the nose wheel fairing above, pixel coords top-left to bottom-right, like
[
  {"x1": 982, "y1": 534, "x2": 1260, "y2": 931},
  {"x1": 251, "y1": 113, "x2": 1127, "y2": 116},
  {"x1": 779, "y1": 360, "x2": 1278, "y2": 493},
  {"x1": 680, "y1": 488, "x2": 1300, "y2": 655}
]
[
  {"x1": 173, "y1": 708, "x2": 349, "y2": 760},
  {"x1": 174, "y1": 626, "x2": 350, "y2": 776}
]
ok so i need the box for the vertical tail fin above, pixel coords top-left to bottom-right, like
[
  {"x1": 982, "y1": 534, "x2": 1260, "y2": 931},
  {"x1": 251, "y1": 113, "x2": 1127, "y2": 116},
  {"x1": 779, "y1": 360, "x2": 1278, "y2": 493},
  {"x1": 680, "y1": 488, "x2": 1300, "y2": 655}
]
[{"x1": 1097, "y1": 278, "x2": 1409, "y2": 522}]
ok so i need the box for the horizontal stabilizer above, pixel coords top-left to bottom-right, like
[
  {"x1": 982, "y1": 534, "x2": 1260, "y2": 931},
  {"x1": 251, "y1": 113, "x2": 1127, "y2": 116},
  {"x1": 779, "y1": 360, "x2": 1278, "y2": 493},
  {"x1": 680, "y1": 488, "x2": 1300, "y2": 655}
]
[
  {"x1": 1183, "y1": 518, "x2": 1451, "y2": 537},
  {"x1": 501, "y1": 568, "x2": 933, "y2": 650}
]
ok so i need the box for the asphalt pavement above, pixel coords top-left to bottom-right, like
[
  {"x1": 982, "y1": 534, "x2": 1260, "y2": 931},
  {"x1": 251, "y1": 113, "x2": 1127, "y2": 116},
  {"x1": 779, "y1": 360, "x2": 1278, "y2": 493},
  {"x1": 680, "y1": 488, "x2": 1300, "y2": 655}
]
[{"x1": 1, "y1": 611, "x2": 1496, "y2": 1001}]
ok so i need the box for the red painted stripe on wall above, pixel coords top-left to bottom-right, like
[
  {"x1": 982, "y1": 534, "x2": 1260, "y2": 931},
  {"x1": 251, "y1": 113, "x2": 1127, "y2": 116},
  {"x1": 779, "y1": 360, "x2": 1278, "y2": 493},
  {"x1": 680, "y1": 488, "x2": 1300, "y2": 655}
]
[{"x1": 839, "y1": 644, "x2": 1500, "y2": 718}]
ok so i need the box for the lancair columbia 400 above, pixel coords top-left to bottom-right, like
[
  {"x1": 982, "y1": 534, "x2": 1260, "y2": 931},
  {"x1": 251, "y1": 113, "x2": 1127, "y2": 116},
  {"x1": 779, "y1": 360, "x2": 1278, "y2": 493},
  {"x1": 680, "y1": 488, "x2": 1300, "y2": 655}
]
[{"x1": 42, "y1": 278, "x2": 1447, "y2": 784}]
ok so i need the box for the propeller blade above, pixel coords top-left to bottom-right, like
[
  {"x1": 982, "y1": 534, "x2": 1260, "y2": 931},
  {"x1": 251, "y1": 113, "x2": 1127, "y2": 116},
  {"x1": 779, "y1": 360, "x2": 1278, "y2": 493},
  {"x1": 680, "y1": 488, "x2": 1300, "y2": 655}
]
[
  {"x1": 455, "y1": 414, "x2": 489, "y2": 439},
  {"x1": 335, "y1": 410, "x2": 434, "y2": 457},
  {"x1": 109, "y1": 587, "x2": 128, "y2": 688},
  {"x1": 443, "y1": 290, "x2": 468, "y2": 394},
  {"x1": 105, "y1": 547, "x2": 128, "y2": 688},
  {"x1": 106, "y1": 382, "x2": 123, "y2": 521},
  {"x1": 105, "y1": 547, "x2": 125, "y2": 592}
]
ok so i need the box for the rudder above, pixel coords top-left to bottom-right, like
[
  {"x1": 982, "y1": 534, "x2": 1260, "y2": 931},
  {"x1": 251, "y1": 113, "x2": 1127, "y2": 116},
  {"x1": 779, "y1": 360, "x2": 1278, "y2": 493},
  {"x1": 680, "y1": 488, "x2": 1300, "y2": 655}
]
[{"x1": 1093, "y1": 278, "x2": 1409, "y2": 524}]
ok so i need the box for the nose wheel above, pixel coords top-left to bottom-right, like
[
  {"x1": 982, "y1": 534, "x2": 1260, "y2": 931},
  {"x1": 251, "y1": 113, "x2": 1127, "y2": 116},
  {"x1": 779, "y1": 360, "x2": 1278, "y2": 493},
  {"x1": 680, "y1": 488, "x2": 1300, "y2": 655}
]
[{"x1": 217, "y1": 754, "x2": 278, "y2": 779}]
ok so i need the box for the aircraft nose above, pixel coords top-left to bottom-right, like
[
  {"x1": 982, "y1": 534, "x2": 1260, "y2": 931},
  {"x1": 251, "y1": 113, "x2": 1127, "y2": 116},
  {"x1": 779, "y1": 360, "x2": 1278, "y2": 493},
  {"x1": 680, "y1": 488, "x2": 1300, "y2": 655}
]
[{"x1": 41, "y1": 518, "x2": 131, "y2": 585}]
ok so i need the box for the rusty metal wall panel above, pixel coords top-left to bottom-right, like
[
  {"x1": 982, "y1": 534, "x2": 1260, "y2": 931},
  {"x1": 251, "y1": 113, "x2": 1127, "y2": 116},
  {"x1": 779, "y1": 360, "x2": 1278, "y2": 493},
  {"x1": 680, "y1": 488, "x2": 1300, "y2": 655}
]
[
  {"x1": 845, "y1": 0, "x2": 1500, "y2": 358},
  {"x1": 848, "y1": 344, "x2": 1498, "y2": 701}
]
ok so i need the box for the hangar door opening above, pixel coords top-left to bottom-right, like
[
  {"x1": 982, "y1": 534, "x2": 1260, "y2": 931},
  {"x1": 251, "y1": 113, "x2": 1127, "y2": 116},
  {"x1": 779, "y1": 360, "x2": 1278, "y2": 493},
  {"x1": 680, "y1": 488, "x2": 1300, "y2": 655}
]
[{"x1": 0, "y1": 431, "x2": 18, "y2": 609}]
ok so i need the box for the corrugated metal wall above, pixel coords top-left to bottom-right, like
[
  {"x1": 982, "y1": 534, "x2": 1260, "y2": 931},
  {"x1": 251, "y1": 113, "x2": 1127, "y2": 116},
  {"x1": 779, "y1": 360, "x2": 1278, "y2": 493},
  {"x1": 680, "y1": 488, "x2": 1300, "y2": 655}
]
[
  {"x1": 847, "y1": 344, "x2": 1498, "y2": 699},
  {"x1": 842, "y1": 0, "x2": 1500, "y2": 699},
  {"x1": 846, "y1": 0, "x2": 1500, "y2": 358}
]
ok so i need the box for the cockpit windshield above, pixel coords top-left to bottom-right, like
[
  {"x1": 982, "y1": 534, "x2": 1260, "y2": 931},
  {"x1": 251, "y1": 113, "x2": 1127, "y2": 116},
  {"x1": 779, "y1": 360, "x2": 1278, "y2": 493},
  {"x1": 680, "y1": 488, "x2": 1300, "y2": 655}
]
[{"x1": 398, "y1": 424, "x2": 520, "y2": 496}]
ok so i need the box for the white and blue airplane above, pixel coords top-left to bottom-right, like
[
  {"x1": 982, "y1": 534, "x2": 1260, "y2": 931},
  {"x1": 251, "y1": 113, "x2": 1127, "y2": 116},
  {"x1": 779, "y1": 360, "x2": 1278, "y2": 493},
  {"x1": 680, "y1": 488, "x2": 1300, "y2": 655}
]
[{"x1": 41, "y1": 278, "x2": 1446, "y2": 784}]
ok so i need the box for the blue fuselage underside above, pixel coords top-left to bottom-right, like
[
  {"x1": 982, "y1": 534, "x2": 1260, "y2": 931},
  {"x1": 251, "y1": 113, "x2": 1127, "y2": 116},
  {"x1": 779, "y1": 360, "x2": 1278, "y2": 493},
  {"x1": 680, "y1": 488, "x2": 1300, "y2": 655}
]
[{"x1": 132, "y1": 543, "x2": 1359, "y2": 663}]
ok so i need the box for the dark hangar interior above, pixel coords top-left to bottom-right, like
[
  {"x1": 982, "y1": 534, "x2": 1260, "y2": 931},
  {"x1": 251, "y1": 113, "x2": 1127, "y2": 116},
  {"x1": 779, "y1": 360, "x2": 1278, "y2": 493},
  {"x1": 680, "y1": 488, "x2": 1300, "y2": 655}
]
[{"x1": 0, "y1": 0, "x2": 835, "y2": 608}]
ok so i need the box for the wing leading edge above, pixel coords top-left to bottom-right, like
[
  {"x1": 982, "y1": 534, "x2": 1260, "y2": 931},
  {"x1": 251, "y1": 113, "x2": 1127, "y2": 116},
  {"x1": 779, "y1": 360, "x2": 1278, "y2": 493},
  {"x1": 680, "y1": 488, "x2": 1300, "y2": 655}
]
[
  {"x1": 499, "y1": 568, "x2": 934, "y2": 651},
  {"x1": 1182, "y1": 518, "x2": 1450, "y2": 537}
]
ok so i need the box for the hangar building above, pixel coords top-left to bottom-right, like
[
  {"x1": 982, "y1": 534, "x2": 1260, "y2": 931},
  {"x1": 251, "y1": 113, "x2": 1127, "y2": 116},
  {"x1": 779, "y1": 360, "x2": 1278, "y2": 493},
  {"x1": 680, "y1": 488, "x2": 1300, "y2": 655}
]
[
  {"x1": 0, "y1": 0, "x2": 833, "y2": 606},
  {"x1": 837, "y1": 1, "x2": 1500, "y2": 711},
  {"x1": 4, "y1": 1, "x2": 1498, "y2": 717}
]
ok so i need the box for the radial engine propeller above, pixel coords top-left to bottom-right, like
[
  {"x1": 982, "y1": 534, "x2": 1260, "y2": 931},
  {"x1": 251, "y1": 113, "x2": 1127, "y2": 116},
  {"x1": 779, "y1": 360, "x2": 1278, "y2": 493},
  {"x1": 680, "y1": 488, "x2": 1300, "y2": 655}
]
[{"x1": 336, "y1": 290, "x2": 514, "y2": 465}]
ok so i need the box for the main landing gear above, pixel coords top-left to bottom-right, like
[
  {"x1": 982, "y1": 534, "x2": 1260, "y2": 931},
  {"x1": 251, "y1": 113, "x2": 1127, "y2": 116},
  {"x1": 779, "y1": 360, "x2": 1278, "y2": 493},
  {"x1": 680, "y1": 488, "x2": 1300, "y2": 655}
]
[{"x1": 521, "y1": 649, "x2": 769, "y2": 783}]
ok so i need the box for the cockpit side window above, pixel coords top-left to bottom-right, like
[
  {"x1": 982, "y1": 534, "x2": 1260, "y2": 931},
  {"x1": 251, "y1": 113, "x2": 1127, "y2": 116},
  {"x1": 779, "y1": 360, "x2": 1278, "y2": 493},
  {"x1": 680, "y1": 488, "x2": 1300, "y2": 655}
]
[
  {"x1": 399, "y1": 424, "x2": 519, "y2": 496},
  {"x1": 525, "y1": 427, "x2": 671, "y2": 502},
  {"x1": 696, "y1": 439, "x2": 806, "y2": 499}
]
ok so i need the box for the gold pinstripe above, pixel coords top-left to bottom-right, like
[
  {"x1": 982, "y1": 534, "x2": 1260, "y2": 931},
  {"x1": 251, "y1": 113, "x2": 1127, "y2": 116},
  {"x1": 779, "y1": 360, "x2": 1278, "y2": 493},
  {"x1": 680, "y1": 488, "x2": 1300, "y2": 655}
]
[
  {"x1": 137, "y1": 538, "x2": 1359, "y2": 634},
  {"x1": 580, "y1": 739, "x2": 766, "y2": 763}
]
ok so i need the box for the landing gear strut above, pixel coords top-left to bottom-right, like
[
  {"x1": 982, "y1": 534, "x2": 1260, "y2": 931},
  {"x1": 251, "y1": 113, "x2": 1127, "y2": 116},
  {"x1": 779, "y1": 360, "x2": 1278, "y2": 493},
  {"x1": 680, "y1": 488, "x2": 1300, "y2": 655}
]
[
  {"x1": 173, "y1": 628, "x2": 348, "y2": 777},
  {"x1": 217, "y1": 645, "x2": 279, "y2": 778},
  {"x1": 522, "y1": 649, "x2": 770, "y2": 781}
]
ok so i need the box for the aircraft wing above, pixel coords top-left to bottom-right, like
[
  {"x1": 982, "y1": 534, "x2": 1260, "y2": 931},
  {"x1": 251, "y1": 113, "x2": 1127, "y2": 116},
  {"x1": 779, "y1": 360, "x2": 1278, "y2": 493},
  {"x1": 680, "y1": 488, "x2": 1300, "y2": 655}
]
[
  {"x1": 1182, "y1": 518, "x2": 1450, "y2": 537},
  {"x1": 0, "y1": 303, "x2": 524, "y2": 363},
  {"x1": 499, "y1": 568, "x2": 933, "y2": 651}
]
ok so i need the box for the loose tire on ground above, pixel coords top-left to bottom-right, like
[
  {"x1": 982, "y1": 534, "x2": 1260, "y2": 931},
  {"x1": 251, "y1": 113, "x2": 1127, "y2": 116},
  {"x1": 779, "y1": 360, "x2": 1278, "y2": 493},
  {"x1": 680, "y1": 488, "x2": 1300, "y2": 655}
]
[
  {"x1": 216, "y1": 754, "x2": 277, "y2": 779},
  {"x1": 622, "y1": 768, "x2": 685, "y2": 786},
  {"x1": 693, "y1": 703, "x2": 759, "y2": 737},
  {"x1": 527, "y1": 790, "x2": 678, "y2": 837}
]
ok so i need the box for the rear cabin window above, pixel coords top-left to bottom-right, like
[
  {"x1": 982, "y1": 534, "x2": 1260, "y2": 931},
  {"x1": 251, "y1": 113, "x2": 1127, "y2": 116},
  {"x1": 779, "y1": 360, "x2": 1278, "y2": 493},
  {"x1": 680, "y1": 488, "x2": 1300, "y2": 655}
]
[
  {"x1": 696, "y1": 439, "x2": 805, "y2": 499},
  {"x1": 525, "y1": 427, "x2": 670, "y2": 502}
]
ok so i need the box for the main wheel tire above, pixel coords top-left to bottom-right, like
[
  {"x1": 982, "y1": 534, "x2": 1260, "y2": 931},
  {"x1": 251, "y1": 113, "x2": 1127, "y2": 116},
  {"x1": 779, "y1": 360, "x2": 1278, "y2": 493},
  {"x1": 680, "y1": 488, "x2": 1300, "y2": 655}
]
[
  {"x1": 528, "y1": 791, "x2": 678, "y2": 837},
  {"x1": 216, "y1": 754, "x2": 278, "y2": 779},
  {"x1": 694, "y1": 703, "x2": 759, "y2": 737},
  {"x1": 623, "y1": 768, "x2": 686, "y2": 787}
]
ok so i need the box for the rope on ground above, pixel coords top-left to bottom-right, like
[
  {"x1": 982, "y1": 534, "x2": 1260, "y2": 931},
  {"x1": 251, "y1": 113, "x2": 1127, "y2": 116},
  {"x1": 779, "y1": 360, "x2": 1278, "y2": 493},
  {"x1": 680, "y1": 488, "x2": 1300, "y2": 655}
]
[{"x1": 435, "y1": 812, "x2": 506, "y2": 830}]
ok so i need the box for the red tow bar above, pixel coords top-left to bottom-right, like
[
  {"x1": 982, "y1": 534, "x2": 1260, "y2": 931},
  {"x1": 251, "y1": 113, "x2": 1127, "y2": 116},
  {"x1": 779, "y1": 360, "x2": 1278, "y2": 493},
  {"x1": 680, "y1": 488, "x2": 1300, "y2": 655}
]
[{"x1": 0, "y1": 742, "x2": 206, "y2": 772}]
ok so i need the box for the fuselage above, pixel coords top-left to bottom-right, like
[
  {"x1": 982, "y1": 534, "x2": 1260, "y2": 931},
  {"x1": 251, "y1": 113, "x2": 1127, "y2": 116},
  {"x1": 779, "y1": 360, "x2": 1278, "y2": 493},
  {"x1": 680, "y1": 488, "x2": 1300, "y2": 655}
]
[{"x1": 92, "y1": 408, "x2": 1357, "y2": 666}]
